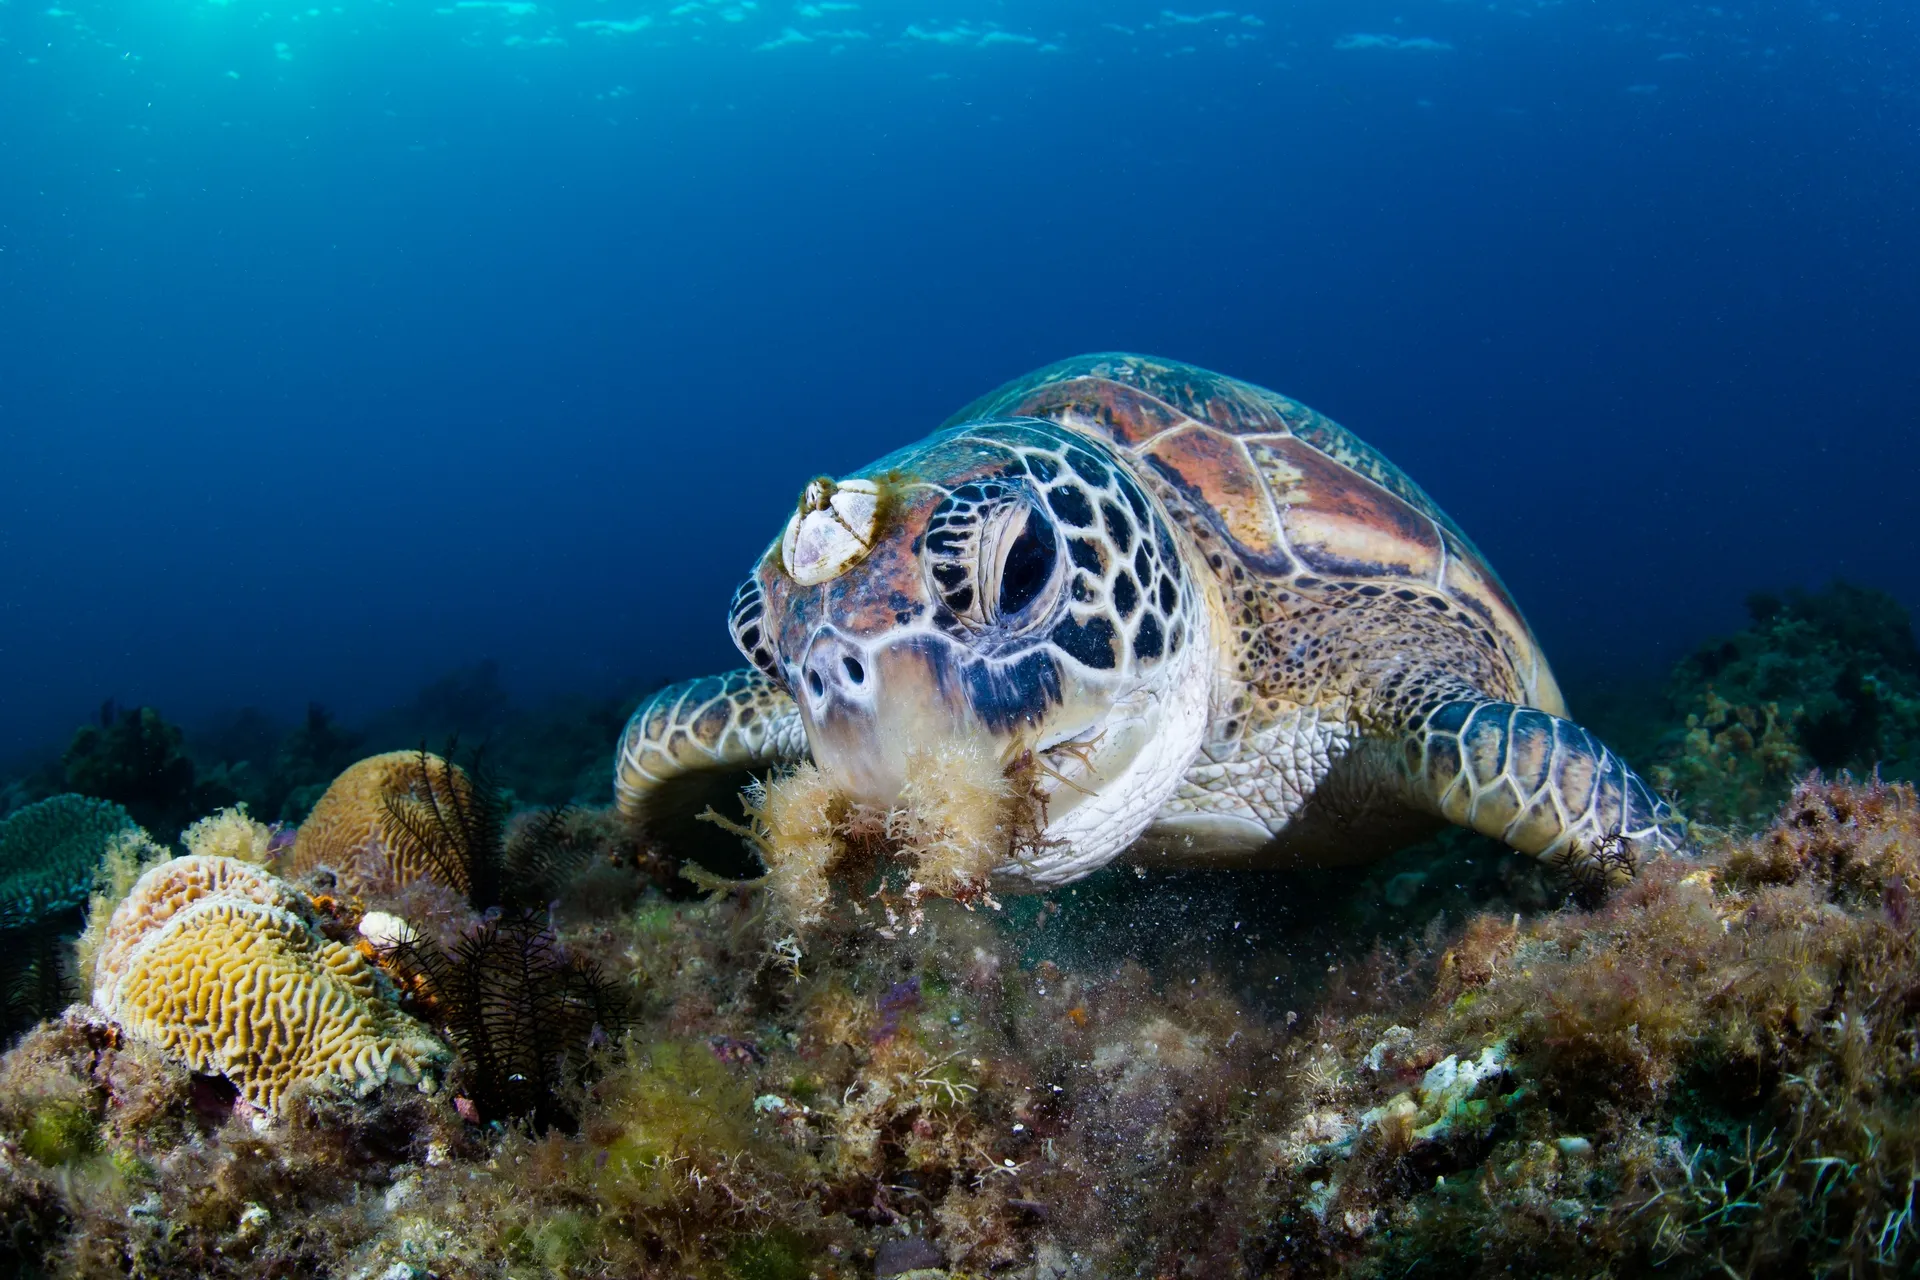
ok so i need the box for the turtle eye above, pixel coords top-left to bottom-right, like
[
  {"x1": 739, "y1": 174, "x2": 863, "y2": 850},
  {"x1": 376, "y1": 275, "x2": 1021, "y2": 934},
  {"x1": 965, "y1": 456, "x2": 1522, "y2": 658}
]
[
  {"x1": 921, "y1": 483, "x2": 1063, "y2": 633},
  {"x1": 980, "y1": 502, "x2": 1063, "y2": 629},
  {"x1": 992, "y1": 508, "x2": 1058, "y2": 620}
]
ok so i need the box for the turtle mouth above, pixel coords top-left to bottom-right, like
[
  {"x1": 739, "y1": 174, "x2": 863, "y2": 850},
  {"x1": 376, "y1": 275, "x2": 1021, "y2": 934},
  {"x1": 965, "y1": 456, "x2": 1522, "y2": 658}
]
[
  {"x1": 1029, "y1": 723, "x2": 1108, "y2": 799},
  {"x1": 793, "y1": 629, "x2": 1121, "y2": 816}
]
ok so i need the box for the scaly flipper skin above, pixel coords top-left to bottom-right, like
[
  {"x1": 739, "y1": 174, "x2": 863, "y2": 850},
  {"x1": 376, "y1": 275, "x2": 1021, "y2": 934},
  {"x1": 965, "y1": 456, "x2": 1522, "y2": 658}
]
[
  {"x1": 614, "y1": 669, "x2": 808, "y2": 830},
  {"x1": 1405, "y1": 700, "x2": 1685, "y2": 883}
]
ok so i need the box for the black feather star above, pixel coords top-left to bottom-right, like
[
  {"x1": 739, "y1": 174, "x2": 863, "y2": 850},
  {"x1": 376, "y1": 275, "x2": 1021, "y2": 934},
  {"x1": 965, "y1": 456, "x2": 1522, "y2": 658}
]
[
  {"x1": 380, "y1": 741, "x2": 599, "y2": 912},
  {"x1": 383, "y1": 912, "x2": 631, "y2": 1132}
]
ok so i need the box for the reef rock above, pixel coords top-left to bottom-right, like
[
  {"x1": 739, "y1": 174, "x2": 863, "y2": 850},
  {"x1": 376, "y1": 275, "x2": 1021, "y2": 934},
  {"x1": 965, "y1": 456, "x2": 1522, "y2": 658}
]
[{"x1": 1653, "y1": 581, "x2": 1920, "y2": 824}]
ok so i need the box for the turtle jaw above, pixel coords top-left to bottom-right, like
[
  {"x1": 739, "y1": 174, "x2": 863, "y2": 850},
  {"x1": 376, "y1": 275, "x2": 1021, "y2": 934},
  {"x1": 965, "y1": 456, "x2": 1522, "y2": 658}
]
[
  {"x1": 790, "y1": 612, "x2": 1215, "y2": 886},
  {"x1": 793, "y1": 627, "x2": 1079, "y2": 809},
  {"x1": 793, "y1": 630, "x2": 976, "y2": 807},
  {"x1": 1012, "y1": 596, "x2": 1216, "y2": 885}
]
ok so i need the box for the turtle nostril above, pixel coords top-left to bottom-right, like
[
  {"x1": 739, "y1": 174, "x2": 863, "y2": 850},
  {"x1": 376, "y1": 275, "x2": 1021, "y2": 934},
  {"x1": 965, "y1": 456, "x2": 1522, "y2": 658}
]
[
  {"x1": 807, "y1": 670, "x2": 826, "y2": 699},
  {"x1": 842, "y1": 656, "x2": 865, "y2": 685}
]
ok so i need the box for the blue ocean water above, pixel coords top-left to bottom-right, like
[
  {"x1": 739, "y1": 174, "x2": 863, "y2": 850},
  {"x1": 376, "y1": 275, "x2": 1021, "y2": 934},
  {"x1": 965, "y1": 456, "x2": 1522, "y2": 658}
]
[{"x1": 1, "y1": 0, "x2": 1914, "y2": 760}]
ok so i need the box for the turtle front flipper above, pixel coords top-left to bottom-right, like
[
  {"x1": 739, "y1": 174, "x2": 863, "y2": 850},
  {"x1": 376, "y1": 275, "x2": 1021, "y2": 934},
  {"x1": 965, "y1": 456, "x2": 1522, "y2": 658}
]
[
  {"x1": 615, "y1": 669, "x2": 808, "y2": 854},
  {"x1": 1403, "y1": 700, "x2": 1685, "y2": 886}
]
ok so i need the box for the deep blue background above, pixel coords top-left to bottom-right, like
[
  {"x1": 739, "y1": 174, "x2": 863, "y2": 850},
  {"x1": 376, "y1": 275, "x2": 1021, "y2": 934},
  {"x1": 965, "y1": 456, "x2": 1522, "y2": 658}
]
[{"x1": 3, "y1": 0, "x2": 1916, "y2": 759}]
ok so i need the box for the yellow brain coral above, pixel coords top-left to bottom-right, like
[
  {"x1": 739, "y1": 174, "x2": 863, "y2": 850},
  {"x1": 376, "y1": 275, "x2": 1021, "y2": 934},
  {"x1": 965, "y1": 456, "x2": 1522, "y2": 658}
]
[
  {"x1": 291, "y1": 751, "x2": 476, "y2": 895},
  {"x1": 91, "y1": 855, "x2": 445, "y2": 1113}
]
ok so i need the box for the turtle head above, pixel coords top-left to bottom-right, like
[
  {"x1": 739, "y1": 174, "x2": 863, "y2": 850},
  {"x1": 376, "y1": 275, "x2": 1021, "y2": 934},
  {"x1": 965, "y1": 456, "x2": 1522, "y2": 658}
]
[{"x1": 728, "y1": 418, "x2": 1213, "y2": 883}]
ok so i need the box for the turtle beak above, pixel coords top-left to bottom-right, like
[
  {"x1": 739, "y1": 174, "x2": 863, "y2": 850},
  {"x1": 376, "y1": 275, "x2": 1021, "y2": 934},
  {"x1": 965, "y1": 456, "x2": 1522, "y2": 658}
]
[{"x1": 792, "y1": 629, "x2": 978, "y2": 805}]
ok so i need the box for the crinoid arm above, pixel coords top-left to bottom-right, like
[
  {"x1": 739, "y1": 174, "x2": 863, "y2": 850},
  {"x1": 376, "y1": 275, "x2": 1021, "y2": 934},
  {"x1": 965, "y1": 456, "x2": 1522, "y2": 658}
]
[
  {"x1": 614, "y1": 669, "x2": 809, "y2": 862},
  {"x1": 1402, "y1": 699, "x2": 1686, "y2": 888}
]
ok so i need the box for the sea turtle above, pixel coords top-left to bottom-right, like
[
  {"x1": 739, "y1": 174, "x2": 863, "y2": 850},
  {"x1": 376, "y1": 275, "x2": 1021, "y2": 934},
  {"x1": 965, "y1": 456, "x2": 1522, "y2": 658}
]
[{"x1": 615, "y1": 354, "x2": 1683, "y2": 888}]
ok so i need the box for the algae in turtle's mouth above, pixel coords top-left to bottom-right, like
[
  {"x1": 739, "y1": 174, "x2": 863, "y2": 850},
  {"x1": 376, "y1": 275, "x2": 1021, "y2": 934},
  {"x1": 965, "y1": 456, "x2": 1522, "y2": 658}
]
[
  {"x1": 701, "y1": 736, "x2": 1057, "y2": 932},
  {"x1": 1032, "y1": 722, "x2": 1107, "y2": 790}
]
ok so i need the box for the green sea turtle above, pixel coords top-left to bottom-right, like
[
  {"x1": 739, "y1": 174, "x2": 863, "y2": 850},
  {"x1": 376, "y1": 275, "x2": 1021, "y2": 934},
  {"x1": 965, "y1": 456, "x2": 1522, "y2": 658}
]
[{"x1": 616, "y1": 354, "x2": 1683, "y2": 887}]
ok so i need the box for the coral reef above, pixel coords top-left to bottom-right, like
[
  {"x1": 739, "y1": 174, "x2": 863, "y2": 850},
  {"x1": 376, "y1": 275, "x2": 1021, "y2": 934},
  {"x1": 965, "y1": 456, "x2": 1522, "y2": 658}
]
[
  {"x1": 189, "y1": 701, "x2": 369, "y2": 825},
  {"x1": 1651, "y1": 581, "x2": 1920, "y2": 825},
  {"x1": 181, "y1": 804, "x2": 280, "y2": 865},
  {"x1": 352, "y1": 662, "x2": 642, "y2": 808},
  {"x1": 91, "y1": 854, "x2": 446, "y2": 1113},
  {"x1": 62, "y1": 703, "x2": 238, "y2": 839},
  {"x1": 12, "y1": 665, "x2": 635, "y2": 841},
  {"x1": 0, "y1": 795, "x2": 145, "y2": 1043},
  {"x1": 0, "y1": 794, "x2": 138, "y2": 931},
  {"x1": 5, "y1": 572, "x2": 1920, "y2": 1280},
  {"x1": 378, "y1": 912, "x2": 632, "y2": 1131}
]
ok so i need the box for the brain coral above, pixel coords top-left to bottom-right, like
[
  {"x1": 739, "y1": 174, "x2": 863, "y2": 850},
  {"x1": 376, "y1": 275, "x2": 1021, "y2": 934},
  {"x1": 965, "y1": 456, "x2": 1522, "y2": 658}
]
[
  {"x1": 0, "y1": 795, "x2": 139, "y2": 930},
  {"x1": 290, "y1": 751, "x2": 480, "y2": 897},
  {"x1": 91, "y1": 855, "x2": 445, "y2": 1112}
]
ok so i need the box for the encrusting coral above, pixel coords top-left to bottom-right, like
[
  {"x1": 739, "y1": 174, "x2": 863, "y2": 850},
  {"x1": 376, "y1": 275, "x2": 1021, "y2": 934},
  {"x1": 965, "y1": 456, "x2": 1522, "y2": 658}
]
[
  {"x1": 90, "y1": 854, "x2": 446, "y2": 1113},
  {"x1": 291, "y1": 749, "x2": 602, "y2": 919}
]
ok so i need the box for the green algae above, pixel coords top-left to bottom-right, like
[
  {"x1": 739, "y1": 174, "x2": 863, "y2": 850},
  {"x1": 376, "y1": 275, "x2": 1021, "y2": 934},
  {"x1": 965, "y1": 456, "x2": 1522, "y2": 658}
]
[
  {"x1": 724, "y1": 1230, "x2": 814, "y2": 1280},
  {"x1": 19, "y1": 1097, "x2": 97, "y2": 1166}
]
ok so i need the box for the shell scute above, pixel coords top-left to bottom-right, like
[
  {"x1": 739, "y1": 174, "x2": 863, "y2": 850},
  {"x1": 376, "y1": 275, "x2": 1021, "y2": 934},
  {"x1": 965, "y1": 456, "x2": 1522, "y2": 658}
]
[
  {"x1": 1277, "y1": 405, "x2": 1457, "y2": 526},
  {"x1": 1245, "y1": 438, "x2": 1442, "y2": 581},
  {"x1": 942, "y1": 353, "x2": 1562, "y2": 710},
  {"x1": 1440, "y1": 525, "x2": 1522, "y2": 628},
  {"x1": 1139, "y1": 427, "x2": 1289, "y2": 574},
  {"x1": 987, "y1": 374, "x2": 1192, "y2": 448}
]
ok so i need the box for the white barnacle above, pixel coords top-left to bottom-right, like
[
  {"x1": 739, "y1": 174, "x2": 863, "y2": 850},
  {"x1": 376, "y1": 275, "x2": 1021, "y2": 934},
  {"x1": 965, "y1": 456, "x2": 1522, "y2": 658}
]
[{"x1": 781, "y1": 476, "x2": 883, "y2": 586}]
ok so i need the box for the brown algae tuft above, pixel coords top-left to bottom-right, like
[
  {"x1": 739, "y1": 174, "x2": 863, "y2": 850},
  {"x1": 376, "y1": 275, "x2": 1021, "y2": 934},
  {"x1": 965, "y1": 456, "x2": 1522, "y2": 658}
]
[{"x1": 705, "y1": 736, "x2": 1051, "y2": 932}]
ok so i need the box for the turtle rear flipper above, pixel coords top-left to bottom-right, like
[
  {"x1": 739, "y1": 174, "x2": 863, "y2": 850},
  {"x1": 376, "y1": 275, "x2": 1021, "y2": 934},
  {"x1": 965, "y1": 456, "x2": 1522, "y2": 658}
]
[
  {"x1": 1405, "y1": 700, "x2": 1686, "y2": 886},
  {"x1": 615, "y1": 669, "x2": 808, "y2": 872}
]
